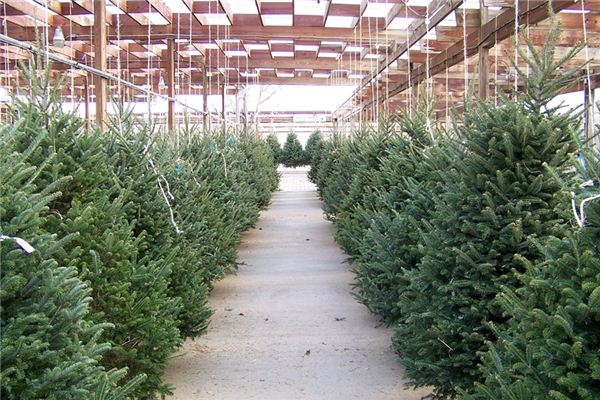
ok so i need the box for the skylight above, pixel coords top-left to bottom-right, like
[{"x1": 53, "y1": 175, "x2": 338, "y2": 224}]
[
  {"x1": 196, "y1": 13, "x2": 231, "y2": 25},
  {"x1": 164, "y1": 0, "x2": 191, "y2": 13},
  {"x1": 262, "y1": 14, "x2": 293, "y2": 26},
  {"x1": 387, "y1": 17, "x2": 414, "y2": 30},
  {"x1": 276, "y1": 71, "x2": 295, "y2": 78},
  {"x1": 295, "y1": 44, "x2": 319, "y2": 52},
  {"x1": 325, "y1": 16, "x2": 357, "y2": 28},
  {"x1": 406, "y1": 0, "x2": 432, "y2": 6},
  {"x1": 438, "y1": 12, "x2": 457, "y2": 27},
  {"x1": 318, "y1": 52, "x2": 340, "y2": 59},
  {"x1": 321, "y1": 41, "x2": 344, "y2": 46},
  {"x1": 222, "y1": 0, "x2": 258, "y2": 14},
  {"x1": 294, "y1": 0, "x2": 328, "y2": 16},
  {"x1": 271, "y1": 51, "x2": 295, "y2": 57},
  {"x1": 225, "y1": 50, "x2": 248, "y2": 57},
  {"x1": 245, "y1": 43, "x2": 270, "y2": 51},
  {"x1": 362, "y1": 3, "x2": 395, "y2": 19},
  {"x1": 344, "y1": 45, "x2": 364, "y2": 52}
]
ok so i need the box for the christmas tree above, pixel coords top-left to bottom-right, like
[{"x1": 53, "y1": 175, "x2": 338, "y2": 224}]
[
  {"x1": 280, "y1": 132, "x2": 305, "y2": 167},
  {"x1": 394, "y1": 23, "x2": 582, "y2": 397},
  {"x1": 266, "y1": 133, "x2": 282, "y2": 165},
  {"x1": 463, "y1": 131, "x2": 600, "y2": 400}
]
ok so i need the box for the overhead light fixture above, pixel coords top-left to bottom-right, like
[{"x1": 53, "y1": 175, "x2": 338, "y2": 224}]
[{"x1": 53, "y1": 26, "x2": 65, "y2": 48}]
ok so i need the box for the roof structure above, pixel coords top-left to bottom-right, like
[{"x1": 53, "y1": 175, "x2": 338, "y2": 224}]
[{"x1": 0, "y1": 0, "x2": 598, "y2": 131}]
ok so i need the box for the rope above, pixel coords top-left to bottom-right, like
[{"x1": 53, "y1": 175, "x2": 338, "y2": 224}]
[
  {"x1": 581, "y1": 0, "x2": 593, "y2": 126},
  {"x1": 514, "y1": 0, "x2": 519, "y2": 92},
  {"x1": 462, "y1": 6, "x2": 468, "y2": 97}
]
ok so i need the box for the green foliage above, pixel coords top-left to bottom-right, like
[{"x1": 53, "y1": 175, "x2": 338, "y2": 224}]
[
  {"x1": 304, "y1": 131, "x2": 323, "y2": 165},
  {"x1": 311, "y1": 22, "x2": 593, "y2": 399},
  {"x1": 393, "y1": 26, "x2": 582, "y2": 397},
  {"x1": 266, "y1": 133, "x2": 282, "y2": 164},
  {"x1": 1, "y1": 63, "x2": 278, "y2": 399},
  {"x1": 462, "y1": 145, "x2": 600, "y2": 400},
  {"x1": 0, "y1": 119, "x2": 140, "y2": 399},
  {"x1": 280, "y1": 132, "x2": 305, "y2": 167}
]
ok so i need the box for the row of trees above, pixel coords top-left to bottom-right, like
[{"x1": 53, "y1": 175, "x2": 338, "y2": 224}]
[
  {"x1": 309, "y1": 26, "x2": 600, "y2": 399},
  {"x1": 266, "y1": 131, "x2": 322, "y2": 167},
  {"x1": 1, "y1": 65, "x2": 279, "y2": 399}
]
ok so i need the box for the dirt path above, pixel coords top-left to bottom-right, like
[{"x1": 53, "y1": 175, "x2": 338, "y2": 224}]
[{"x1": 164, "y1": 169, "x2": 429, "y2": 400}]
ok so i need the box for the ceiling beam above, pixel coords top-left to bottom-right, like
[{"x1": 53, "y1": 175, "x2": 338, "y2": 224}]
[{"x1": 355, "y1": 0, "x2": 578, "y2": 114}]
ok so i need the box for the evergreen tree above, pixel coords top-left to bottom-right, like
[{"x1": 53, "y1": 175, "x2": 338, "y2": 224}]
[
  {"x1": 353, "y1": 106, "x2": 458, "y2": 322},
  {"x1": 280, "y1": 132, "x2": 305, "y2": 167},
  {"x1": 463, "y1": 135, "x2": 600, "y2": 400},
  {"x1": 266, "y1": 133, "x2": 282, "y2": 165},
  {"x1": 304, "y1": 130, "x2": 323, "y2": 165},
  {"x1": 0, "y1": 121, "x2": 140, "y2": 399},
  {"x1": 394, "y1": 25, "x2": 582, "y2": 397}
]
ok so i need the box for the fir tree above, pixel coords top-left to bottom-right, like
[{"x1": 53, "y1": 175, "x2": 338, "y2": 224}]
[
  {"x1": 304, "y1": 130, "x2": 323, "y2": 165},
  {"x1": 280, "y1": 132, "x2": 305, "y2": 167},
  {"x1": 394, "y1": 23, "x2": 583, "y2": 397},
  {"x1": 463, "y1": 134, "x2": 600, "y2": 400},
  {"x1": 266, "y1": 133, "x2": 282, "y2": 165},
  {"x1": 0, "y1": 122, "x2": 140, "y2": 399}
]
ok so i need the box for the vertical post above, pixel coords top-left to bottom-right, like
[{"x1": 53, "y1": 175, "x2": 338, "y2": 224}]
[
  {"x1": 584, "y1": 80, "x2": 596, "y2": 146},
  {"x1": 221, "y1": 83, "x2": 226, "y2": 130},
  {"x1": 166, "y1": 38, "x2": 175, "y2": 134},
  {"x1": 478, "y1": 2, "x2": 490, "y2": 100},
  {"x1": 201, "y1": 57, "x2": 208, "y2": 131},
  {"x1": 84, "y1": 73, "x2": 90, "y2": 132},
  {"x1": 235, "y1": 85, "x2": 240, "y2": 134},
  {"x1": 93, "y1": 0, "x2": 107, "y2": 131}
]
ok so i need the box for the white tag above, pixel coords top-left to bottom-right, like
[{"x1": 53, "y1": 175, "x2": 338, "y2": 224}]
[
  {"x1": 581, "y1": 180, "x2": 595, "y2": 188},
  {"x1": 0, "y1": 235, "x2": 36, "y2": 254},
  {"x1": 15, "y1": 238, "x2": 35, "y2": 254}
]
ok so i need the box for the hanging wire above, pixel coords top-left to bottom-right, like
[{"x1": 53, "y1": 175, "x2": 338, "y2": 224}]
[
  {"x1": 514, "y1": 0, "x2": 519, "y2": 91},
  {"x1": 462, "y1": 5, "x2": 468, "y2": 99},
  {"x1": 146, "y1": 0, "x2": 152, "y2": 123},
  {"x1": 405, "y1": 1, "x2": 412, "y2": 115},
  {"x1": 67, "y1": 1, "x2": 74, "y2": 106},
  {"x1": 581, "y1": 0, "x2": 593, "y2": 126},
  {"x1": 494, "y1": 18, "x2": 498, "y2": 106},
  {"x1": 2, "y1": 0, "x2": 8, "y2": 123}
]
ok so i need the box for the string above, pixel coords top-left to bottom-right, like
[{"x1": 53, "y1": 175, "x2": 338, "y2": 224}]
[
  {"x1": 69, "y1": 1, "x2": 74, "y2": 105},
  {"x1": 494, "y1": 18, "x2": 498, "y2": 107},
  {"x1": 425, "y1": 0, "x2": 432, "y2": 140},
  {"x1": 581, "y1": 0, "x2": 593, "y2": 131},
  {"x1": 462, "y1": 5, "x2": 468, "y2": 100},
  {"x1": 2, "y1": 0, "x2": 8, "y2": 122},
  {"x1": 405, "y1": 1, "x2": 412, "y2": 115},
  {"x1": 146, "y1": 0, "x2": 152, "y2": 124},
  {"x1": 514, "y1": 0, "x2": 519, "y2": 92}
]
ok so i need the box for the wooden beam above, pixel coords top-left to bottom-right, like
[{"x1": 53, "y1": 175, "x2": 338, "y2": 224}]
[
  {"x1": 344, "y1": 0, "x2": 464, "y2": 112},
  {"x1": 359, "y1": 0, "x2": 577, "y2": 112},
  {"x1": 93, "y1": 0, "x2": 107, "y2": 131},
  {"x1": 478, "y1": 2, "x2": 490, "y2": 100},
  {"x1": 166, "y1": 38, "x2": 175, "y2": 133},
  {"x1": 84, "y1": 72, "x2": 90, "y2": 132},
  {"x1": 6, "y1": 20, "x2": 407, "y2": 43}
]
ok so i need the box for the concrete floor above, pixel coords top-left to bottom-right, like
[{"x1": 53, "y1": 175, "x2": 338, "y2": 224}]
[{"x1": 164, "y1": 169, "x2": 429, "y2": 400}]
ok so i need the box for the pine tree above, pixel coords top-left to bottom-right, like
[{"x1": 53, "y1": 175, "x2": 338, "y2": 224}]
[
  {"x1": 266, "y1": 133, "x2": 282, "y2": 165},
  {"x1": 353, "y1": 106, "x2": 458, "y2": 322},
  {"x1": 462, "y1": 134, "x2": 600, "y2": 400},
  {"x1": 332, "y1": 120, "x2": 398, "y2": 256},
  {"x1": 280, "y1": 132, "x2": 305, "y2": 167},
  {"x1": 0, "y1": 121, "x2": 140, "y2": 399},
  {"x1": 304, "y1": 130, "x2": 323, "y2": 165},
  {"x1": 393, "y1": 23, "x2": 583, "y2": 397}
]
